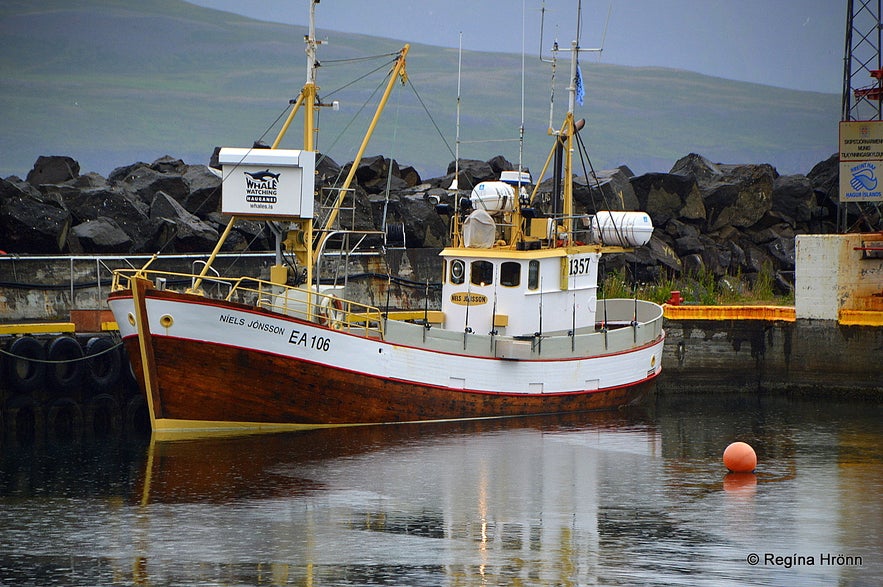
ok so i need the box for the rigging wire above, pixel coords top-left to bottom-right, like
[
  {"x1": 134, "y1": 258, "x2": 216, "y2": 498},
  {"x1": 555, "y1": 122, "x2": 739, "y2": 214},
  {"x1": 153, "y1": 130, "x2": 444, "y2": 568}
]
[
  {"x1": 320, "y1": 51, "x2": 401, "y2": 65},
  {"x1": 321, "y1": 57, "x2": 399, "y2": 100},
  {"x1": 407, "y1": 79, "x2": 456, "y2": 160},
  {"x1": 573, "y1": 128, "x2": 628, "y2": 248}
]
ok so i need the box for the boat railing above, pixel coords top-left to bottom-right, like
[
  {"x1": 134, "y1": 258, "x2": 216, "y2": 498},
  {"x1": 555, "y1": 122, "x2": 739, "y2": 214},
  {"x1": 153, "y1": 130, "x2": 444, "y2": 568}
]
[
  {"x1": 538, "y1": 213, "x2": 596, "y2": 246},
  {"x1": 383, "y1": 297, "x2": 663, "y2": 359},
  {"x1": 111, "y1": 268, "x2": 385, "y2": 339},
  {"x1": 233, "y1": 277, "x2": 384, "y2": 338},
  {"x1": 191, "y1": 260, "x2": 232, "y2": 298},
  {"x1": 314, "y1": 228, "x2": 385, "y2": 289}
]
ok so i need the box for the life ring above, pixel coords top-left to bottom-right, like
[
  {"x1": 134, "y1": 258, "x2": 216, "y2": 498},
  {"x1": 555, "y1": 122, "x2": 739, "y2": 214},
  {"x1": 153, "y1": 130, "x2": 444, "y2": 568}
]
[
  {"x1": 5, "y1": 336, "x2": 46, "y2": 394},
  {"x1": 45, "y1": 335, "x2": 85, "y2": 394},
  {"x1": 85, "y1": 336, "x2": 122, "y2": 394},
  {"x1": 318, "y1": 295, "x2": 345, "y2": 329}
]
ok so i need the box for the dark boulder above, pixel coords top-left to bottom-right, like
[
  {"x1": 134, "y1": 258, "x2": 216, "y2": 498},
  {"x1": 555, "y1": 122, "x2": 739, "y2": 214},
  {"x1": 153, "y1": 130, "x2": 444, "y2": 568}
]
[
  {"x1": 672, "y1": 154, "x2": 777, "y2": 231},
  {"x1": 109, "y1": 160, "x2": 189, "y2": 205},
  {"x1": 316, "y1": 153, "x2": 343, "y2": 184},
  {"x1": 772, "y1": 174, "x2": 816, "y2": 225},
  {"x1": 669, "y1": 153, "x2": 722, "y2": 185},
  {"x1": 149, "y1": 191, "x2": 219, "y2": 252},
  {"x1": 69, "y1": 217, "x2": 133, "y2": 253},
  {"x1": 0, "y1": 177, "x2": 71, "y2": 253},
  {"x1": 807, "y1": 153, "x2": 838, "y2": 201},
  {"x1": 630, "y1": 172, "x2": 705, "y2": 225},
  {"x1": 62, "y1": 186, "x2": 149, "y2": 224},
  {"x1": 486, "y1": 155, "x2": 515, "y2": 176},
  {"x1": 575, "y1": 167, "x2": 640, "y2": 212},
  {"x1": 347, "y1": 156, "x2": 413, "y2": 194},
  {"x1": 372, "y1": 191, "x2": 449, "y2": 249},
  {"x1": 181, "y1": 164, "x2": 222, "y2": 219},
  {"x1": 445, "y1": 159, "x2": 496, "y2": 190},
  {"x1": 398, "y1": 165, "x2": 422, "y2": 188},
  {"x1": 69, "y1": 172, "x2": 109, "y2": 190},
  {"x1": 150, "y1": 155, "x2": 187, "y2": 175},
  {"x1": 216, "y1": 213, "x2": 271, "y2": 252},
  {"x1": 26, "y1": 155, "x2": 80, "y2": 186}
]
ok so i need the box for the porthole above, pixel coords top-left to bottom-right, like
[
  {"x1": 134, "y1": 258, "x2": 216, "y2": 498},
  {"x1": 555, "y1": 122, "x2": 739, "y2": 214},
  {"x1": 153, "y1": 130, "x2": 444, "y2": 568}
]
[{"x1": 451, "y1": 259, "x2": 465, "y2": 284}]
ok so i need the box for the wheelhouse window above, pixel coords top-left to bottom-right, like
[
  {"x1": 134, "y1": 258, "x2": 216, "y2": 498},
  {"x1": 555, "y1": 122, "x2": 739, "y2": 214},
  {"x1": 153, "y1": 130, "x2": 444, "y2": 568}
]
[
  {"x1": 500, "y1": 261, "x2": 521, "y2": 287},
  {"x1": 450, "y1": 259, "x2": 465, "y2": 284},
  {"x1": 528, "y1": 260, "x2": 540, "y2": 290},
  {"x1": 470, "y1": 260, "x2": 493, "y2": 286}
]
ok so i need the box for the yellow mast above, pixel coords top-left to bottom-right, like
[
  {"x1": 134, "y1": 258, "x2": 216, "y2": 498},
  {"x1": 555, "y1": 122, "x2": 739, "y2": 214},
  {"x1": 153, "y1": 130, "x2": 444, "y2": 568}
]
[
  {"x1": 314, "y1": 45, "x2": 410, "y2": 256},
  {"x1": 273, "y1": 2, "x2": 408, "y2": 289},
  {"x1": 183, "y1": 0, "x2": 405, "y2": 292}
]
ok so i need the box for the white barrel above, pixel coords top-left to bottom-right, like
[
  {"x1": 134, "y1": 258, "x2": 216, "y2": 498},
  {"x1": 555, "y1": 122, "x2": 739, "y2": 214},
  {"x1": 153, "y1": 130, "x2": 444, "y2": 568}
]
[
  {"x1": 591, "y1": 211, "x2": 654, "y2": 247},
  {"x1": 470, "y1": 181, "x2": 515, "y2": 213}
]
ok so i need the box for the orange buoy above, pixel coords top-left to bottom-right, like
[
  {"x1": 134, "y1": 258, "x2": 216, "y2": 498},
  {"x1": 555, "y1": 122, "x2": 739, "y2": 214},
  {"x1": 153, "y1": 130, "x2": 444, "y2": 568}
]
[{"x1": 723, "y1": 441, "x2": 757, "y2": 473}]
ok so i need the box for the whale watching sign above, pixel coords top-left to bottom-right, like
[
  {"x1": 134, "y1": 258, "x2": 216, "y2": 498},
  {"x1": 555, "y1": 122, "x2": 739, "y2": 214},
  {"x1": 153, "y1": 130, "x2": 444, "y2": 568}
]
[
  {"x1": 839, "y1": 121, "x2": 883, "y2": 203},
  {"x1": 219, "y1": 148, "x2": 316, "y2": 218}
]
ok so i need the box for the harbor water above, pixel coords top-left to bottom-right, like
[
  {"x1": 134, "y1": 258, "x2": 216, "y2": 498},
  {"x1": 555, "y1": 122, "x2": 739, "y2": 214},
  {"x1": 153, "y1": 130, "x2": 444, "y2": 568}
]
[{"x1": 0, "y1": 391, "x2": 880, "y2": 586}]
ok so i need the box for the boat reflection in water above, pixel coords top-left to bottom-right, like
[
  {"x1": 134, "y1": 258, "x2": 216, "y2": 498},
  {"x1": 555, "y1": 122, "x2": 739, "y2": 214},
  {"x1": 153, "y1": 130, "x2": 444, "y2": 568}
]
[
  {"x1": 131, "y1": 410, "x2": 660, "y2": 585},
  {"x1": 114, "y1": 396, "x2": 877, "y2": 586}
]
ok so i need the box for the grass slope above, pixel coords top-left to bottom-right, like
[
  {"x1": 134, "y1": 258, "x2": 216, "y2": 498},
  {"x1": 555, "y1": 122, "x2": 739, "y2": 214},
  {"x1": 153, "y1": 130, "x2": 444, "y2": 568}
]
[{"x1": 0, "y1": 0, "x2": 838, "y2": 180}]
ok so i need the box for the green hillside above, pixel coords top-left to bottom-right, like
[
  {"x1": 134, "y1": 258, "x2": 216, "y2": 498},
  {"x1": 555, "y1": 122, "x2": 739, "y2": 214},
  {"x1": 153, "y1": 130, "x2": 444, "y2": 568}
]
[{"x1": 0, "y1": 0, "x2": 838, "y2": 180}]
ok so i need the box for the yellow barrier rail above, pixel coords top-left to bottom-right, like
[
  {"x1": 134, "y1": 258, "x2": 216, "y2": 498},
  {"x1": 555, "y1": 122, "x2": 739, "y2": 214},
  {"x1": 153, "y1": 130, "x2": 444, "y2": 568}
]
[
  {"x1": 838, "y1": 309, "x2": 883, "y2": 326},
  {"x1": 0, "y1": 322, "x2": 76, "y2": 335},
  {"x1": 663, "y1": 305, "x2": 796, "y2": 322}
]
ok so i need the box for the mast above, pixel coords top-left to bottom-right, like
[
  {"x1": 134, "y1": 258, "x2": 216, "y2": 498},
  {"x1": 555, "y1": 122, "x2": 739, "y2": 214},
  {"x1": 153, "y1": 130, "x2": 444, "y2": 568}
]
[
  {"x1": 274, "y1": 1, "x2": 408, "y2": 287},
  {"x1": 270, "y1": 0, "x2": 323, "y2": 290},
  {"x1": 186, "y1": 1, "x2": 325, "y2": 293}
]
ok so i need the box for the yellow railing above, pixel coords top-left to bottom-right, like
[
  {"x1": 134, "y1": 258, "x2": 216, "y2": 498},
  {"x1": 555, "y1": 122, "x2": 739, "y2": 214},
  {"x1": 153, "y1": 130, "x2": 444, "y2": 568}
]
[{"x1": 112, "y1": 269, "x2": 384, "y2": 338}]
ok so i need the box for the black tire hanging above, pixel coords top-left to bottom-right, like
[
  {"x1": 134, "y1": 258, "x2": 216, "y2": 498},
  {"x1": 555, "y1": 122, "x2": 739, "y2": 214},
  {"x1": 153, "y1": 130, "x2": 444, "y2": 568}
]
[
  {"x1": 45, "y1": 336, "x2": 84, "y2": 394},
  {"x1": 5, "y1": 336, "x2": 46, "y2": 394},
  {"x1": 85, "y1": 336, "x2": 122, "y2": 394}
]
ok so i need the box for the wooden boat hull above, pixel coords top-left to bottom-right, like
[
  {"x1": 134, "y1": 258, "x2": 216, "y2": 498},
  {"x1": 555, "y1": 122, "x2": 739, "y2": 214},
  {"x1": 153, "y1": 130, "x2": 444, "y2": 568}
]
[{"x1": 110, "y1": 285, "x2": 663, "y2": 434}]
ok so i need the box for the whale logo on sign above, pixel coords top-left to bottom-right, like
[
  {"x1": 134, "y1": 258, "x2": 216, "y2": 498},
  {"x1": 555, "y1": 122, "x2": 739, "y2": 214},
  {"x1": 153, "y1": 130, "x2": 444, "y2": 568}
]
[
  {"x1": 244, "y1": 169, "x2": 280, "y2": 204},
  {"x1": 850, "y1": 164, "x2": 878, "y2": 191}
]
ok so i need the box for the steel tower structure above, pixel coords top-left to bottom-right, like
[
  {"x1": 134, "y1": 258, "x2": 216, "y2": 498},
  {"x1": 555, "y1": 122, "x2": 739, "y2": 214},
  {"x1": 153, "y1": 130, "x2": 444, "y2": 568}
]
[{"x1": 841, "y1": 0, "x2": 883, "y2": 231}]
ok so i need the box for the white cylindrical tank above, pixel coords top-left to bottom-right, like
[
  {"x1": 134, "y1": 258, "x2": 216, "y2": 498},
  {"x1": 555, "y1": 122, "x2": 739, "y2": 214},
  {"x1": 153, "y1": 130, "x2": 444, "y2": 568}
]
[
  {"x1": 591, "y1": 211, "x2": 654, "y2": 247},
  {"x1": 470, "y1": 181, "x2": 515, "y2": 213}
]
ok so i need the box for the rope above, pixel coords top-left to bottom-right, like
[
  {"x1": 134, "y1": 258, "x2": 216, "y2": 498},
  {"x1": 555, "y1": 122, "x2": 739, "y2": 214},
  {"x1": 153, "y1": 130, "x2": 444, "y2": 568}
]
[{"x1": 0, "y1": 339, "x2": 125, "y2": 364}]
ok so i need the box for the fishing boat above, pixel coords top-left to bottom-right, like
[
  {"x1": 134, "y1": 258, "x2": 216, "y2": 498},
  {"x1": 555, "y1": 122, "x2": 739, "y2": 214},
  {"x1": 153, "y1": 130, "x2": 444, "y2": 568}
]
[{"x1": 108, "y1": 0, "x2": 665, "y2": 435}]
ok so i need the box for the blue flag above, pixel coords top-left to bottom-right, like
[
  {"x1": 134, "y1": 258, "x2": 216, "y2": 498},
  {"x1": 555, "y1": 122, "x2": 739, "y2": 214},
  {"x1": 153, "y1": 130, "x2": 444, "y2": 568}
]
[{"x1": 575, "y1": 64, "x2": 585, "y2": 106}]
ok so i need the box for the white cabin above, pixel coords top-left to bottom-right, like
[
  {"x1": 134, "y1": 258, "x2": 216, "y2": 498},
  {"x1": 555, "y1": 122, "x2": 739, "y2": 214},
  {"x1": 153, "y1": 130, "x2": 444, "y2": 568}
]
[{"x1": 439, "y1": 248, "x2": 600, "y2": 337}]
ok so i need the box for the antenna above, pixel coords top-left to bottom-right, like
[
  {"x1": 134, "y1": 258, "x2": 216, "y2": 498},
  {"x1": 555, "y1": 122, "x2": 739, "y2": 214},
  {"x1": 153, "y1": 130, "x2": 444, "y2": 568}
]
[
  {"x1": 450, "y1": 32, "x2": 463, "y2": 192},
  {"x1": 600, "y1": 2, "x2": 613, "y2": 55},
  {"x1": 518, "y1": 0, "x2": 526, "y2": 178},
  {"x1": 539, "y1": 0, "x2": 558, "y2": 131}
]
